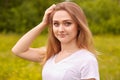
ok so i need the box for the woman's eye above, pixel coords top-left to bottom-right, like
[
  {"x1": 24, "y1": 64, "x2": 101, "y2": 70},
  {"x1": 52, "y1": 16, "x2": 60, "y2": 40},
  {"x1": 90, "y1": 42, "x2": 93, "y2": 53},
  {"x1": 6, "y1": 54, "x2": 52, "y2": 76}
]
[
  {"x1": 53, "y1": 23, "x2": 59, "y2": 27},
  {"x1": 64, "y1": 22, "x2": 72, "y2": 26}
]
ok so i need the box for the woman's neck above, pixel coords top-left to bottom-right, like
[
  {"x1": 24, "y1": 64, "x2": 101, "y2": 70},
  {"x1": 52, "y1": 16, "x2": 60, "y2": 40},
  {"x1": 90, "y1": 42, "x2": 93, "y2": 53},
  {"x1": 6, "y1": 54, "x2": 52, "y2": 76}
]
[{"x1": 60, "y1": 42, "x2": 80, "y2": 54}]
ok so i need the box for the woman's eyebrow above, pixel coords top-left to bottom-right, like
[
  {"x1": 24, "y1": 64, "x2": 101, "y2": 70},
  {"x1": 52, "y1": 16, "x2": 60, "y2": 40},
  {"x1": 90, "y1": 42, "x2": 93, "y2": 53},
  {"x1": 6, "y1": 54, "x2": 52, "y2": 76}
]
[
  {"x1": 53, "y1": 19, "x2": 73, "y2": 22},
  {"x1": 63, "y1": 20, "x2": 73, "y2": 22}
]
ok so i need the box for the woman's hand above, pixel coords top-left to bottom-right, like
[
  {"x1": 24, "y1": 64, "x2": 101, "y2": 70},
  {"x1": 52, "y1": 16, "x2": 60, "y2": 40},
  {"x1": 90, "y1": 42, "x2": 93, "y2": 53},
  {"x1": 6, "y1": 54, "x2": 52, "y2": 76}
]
[{"x1": 41, "y1": 4, "x2": 56, "y2": 26}]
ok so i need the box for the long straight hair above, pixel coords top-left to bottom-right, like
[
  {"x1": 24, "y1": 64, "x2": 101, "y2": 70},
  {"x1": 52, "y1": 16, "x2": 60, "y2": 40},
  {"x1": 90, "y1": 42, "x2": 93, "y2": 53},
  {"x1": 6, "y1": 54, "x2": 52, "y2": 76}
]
[{"x1": 43, "y1": 2, "x2": 97, "y2": 64}]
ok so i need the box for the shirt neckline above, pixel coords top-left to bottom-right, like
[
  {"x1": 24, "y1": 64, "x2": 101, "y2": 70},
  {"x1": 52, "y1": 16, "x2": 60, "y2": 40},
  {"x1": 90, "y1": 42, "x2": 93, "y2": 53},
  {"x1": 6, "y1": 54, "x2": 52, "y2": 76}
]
[{"x1": 52, "y1": 49, "x2": 85, "y2": 65}]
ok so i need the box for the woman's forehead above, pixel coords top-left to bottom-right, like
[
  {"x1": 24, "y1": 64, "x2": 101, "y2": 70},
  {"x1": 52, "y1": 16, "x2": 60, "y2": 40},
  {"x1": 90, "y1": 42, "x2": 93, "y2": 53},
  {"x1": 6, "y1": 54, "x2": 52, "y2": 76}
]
[{"x1": 53, "y1": 10, "x2": 73, "y2": 21}]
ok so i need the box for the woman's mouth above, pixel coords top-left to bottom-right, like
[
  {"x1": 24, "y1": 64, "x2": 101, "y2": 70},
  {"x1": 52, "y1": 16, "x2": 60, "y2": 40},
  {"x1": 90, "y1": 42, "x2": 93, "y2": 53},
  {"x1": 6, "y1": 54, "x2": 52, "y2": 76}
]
[{"x1": 58, "y1": 34, "x2": 66, "y2": 38}]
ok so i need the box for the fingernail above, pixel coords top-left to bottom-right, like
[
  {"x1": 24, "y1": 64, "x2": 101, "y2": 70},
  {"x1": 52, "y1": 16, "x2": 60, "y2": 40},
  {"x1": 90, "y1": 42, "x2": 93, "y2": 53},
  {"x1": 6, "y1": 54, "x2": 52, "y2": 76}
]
[{"x1": 53, "y1": 4, "x2": 56, "y2": 6}]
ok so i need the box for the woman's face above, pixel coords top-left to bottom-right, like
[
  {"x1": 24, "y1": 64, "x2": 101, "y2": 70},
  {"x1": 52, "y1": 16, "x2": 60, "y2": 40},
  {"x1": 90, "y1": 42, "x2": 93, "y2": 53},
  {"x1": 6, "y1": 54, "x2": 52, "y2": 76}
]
[{"x1": 52, "y1": 10, "x2": 78, "y2": 44}]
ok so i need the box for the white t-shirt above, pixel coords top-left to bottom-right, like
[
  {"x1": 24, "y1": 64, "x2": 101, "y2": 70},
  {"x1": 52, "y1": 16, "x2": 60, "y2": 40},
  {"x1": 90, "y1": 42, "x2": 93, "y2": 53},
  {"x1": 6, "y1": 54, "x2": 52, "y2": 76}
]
[{"x1": 42, "y1": 49, "x2": 100, "y2": 80}]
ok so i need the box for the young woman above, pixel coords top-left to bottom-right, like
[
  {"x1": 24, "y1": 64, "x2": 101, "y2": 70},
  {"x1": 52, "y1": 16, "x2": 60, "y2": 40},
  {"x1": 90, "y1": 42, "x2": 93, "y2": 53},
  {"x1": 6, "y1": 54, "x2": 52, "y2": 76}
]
[{"x1": 12, "y1": 2, "x2": 100, "y2": 80}]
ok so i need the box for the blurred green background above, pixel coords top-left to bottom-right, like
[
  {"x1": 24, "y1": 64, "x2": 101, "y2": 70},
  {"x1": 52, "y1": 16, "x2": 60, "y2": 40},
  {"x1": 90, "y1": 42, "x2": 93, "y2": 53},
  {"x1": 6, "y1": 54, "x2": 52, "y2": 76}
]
[{"x1": 0, "y1": 0, "x2": 120, "y2": 80}]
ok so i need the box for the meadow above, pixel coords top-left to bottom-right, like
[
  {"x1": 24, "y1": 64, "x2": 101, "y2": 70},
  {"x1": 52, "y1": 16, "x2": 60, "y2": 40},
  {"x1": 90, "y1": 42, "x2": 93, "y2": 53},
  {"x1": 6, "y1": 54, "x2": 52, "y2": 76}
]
[{"x1": 0, "y1": 33, "x2": 120, "y2": 80}]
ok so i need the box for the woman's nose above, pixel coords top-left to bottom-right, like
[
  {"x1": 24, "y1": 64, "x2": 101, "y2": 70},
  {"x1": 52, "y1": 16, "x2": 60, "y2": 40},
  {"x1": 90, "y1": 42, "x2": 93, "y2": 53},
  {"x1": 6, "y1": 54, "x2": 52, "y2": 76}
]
[{"x1": 58, "y1": 24, "x2": 65, "y2": 32}]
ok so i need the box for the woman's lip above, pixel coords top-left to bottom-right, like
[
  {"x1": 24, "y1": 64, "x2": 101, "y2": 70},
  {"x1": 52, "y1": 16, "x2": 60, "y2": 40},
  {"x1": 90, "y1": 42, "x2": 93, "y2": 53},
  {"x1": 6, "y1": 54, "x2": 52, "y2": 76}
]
[{"x1": 58, "y1": 34, "x2": 67, "y2": 38}]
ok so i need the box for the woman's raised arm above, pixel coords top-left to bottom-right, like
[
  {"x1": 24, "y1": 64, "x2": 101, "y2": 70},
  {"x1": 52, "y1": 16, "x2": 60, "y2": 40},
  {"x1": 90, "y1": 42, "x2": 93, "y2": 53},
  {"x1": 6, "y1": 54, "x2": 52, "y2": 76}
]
[
  {"x1": 12, "y1": 23, "x2": 46, "y2": 62},
  {"x1": 12, "y1": 4, "x2": 56, "y2": 62}
]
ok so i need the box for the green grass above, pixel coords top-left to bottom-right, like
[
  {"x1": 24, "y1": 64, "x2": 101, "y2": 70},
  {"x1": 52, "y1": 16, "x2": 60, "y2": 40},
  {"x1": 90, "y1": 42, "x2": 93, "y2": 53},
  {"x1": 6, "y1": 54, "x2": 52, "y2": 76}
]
[
  {"x1": 0, "y1": 33, "x2": 120, "y2": 80},
  {"x1": 0, "y1": 33, "x2": 46, "y2": 80},
  {"x1": 94, "y1": 35, "x2": 120, "y2": 80}
]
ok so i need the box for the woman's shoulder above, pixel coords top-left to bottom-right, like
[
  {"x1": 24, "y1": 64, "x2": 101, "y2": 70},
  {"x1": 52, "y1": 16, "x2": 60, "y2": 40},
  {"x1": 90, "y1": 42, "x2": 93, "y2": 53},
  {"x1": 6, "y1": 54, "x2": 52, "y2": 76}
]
[{"x1": 76, "y1": 49, "x2": 97, "y2": 62}]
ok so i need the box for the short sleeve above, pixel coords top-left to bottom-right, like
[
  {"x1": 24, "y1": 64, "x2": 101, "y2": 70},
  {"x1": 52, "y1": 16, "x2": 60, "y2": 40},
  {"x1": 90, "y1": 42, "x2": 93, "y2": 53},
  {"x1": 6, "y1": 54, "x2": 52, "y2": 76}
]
[{"x1": 80, "y1": 57, "x2": 100, "y2": 80}]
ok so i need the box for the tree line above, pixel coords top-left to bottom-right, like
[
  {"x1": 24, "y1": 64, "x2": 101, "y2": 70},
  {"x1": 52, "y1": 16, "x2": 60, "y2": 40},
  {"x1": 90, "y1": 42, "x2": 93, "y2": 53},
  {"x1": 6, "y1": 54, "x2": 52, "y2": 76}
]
[{"x1": 0, "y1": 0, "x2": 120, "y2": 35}]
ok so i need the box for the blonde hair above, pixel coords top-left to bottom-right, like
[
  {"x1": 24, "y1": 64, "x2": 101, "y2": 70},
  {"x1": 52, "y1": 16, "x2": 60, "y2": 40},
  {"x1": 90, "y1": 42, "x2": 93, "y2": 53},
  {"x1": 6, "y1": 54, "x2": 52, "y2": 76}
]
[{"x1": 43, "y1": 2, "x2": 97, "y2": 64}]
